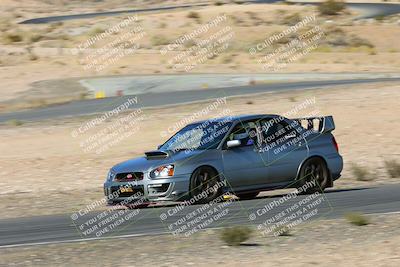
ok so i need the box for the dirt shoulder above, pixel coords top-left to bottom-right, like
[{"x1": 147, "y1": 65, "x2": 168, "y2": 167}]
[{"x1": 1, "y1": 212, "x2": 400, "y2": 266}]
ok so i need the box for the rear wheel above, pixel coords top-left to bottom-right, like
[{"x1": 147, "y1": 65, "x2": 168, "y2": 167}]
[
  {"x1": 297, "y1": 157, "x2": 329, "y2": 194},
  {"x1": 236, "y1": 191, "x2": 259, "y2": 200},
  {"x1": 189, "y1": 166, "x2": 222, "y2": 204}
]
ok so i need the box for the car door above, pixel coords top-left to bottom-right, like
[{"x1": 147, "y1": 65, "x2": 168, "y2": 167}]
[
  {"x1": 222, "y1": 120, "x2": 269, "y2": 189},
  {"x1": 260, "y1": 118, "x2": 309, "y2": 184}
]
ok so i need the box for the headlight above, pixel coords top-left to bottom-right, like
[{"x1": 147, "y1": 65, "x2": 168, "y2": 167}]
[
  {"x1": 106, "y1": 169, "x2": 116, "y2": 182},
  {"x1": 150, "y1": 164, "x2": 174, "y2": 178}
]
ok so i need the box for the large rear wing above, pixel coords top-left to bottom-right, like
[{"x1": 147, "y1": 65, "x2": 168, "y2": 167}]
[{"x1": 293, "y1": 116, "x2": 335, "y2": 133}]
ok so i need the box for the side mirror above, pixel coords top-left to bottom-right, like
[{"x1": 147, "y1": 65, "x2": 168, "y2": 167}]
[{"x1": 227, "y1": 140, "x2": 241, "y2": 148}]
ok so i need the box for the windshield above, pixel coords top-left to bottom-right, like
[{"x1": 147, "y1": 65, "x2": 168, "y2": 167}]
[{"x1": 160, "y1": 120, "x2": 233, "y2": 152}]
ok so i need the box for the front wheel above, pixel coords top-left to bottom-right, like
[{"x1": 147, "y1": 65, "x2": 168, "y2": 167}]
[
  {"x1": 189, "y1": 166, "x2": 222, "y2": 204},
  {"x1": 297, "y1": 157, "x2": 329, "y2": 194}
]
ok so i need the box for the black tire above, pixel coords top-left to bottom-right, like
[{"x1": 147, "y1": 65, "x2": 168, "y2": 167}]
[
  {"x1": 297, "y1": 157, "x2": 329, "y2": 194},
  {"x1": 236, "y1": 191, "x2": 259, "y2": 200},
  {"x1": 189, "y1": 166, "x2": 222, "y2": 204}
]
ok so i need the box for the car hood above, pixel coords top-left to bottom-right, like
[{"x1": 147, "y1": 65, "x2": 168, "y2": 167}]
[{"x1": 112, "y1": 149, "x2": 203, "y2": 173}]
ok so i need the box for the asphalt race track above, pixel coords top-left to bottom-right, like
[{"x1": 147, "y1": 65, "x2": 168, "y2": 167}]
[
  {"x1": 1, "y1": 77, "x2": 400, "y2": 123},
  {"x1": 1, "y1": 184, "x2": 400, "y2": 248},
  {"x1": 1, "y1": 76, "x2": 400, "y2": 247}
]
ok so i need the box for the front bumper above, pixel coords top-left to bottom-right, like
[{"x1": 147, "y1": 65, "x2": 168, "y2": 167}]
[{"x1": 104, "y1": 173, "x2": 191, "y2": 204}]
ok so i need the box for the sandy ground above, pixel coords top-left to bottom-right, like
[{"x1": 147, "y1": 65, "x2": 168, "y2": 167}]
[
  {"x1": 0, "y1": 81, "x2": 399, "y2": 219},
  {"x1": 1, "y1": 3, "x2": 400, "y2": 105},
  {"x1": 1, "y1": 213, "x2": 400, "y2": 266}
]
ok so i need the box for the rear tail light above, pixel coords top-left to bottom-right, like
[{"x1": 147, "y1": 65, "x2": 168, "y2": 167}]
[{"x1": 332, "y1": 136, "x2": 339, "y2": 152}]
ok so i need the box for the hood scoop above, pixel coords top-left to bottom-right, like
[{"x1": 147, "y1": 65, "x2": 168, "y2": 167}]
[{"x1": 145, "y1": 150, "x2": 169, "y2": 159}]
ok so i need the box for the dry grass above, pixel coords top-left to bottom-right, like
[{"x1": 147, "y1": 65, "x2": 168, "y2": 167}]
[
  {"x1": 345, "y1": 212, "x2": 370, "y2": 226},
  {"x1": 187, "y1": 11, "x2": 201, "y2": 19},
  {"x1": 220, "y1": 226, "x2": 253, "y2": 246},
  {"x1": 350, "y1": 163, "x2": 372, "y2": 181},
  {"x1": 274, "y1": 225, "x2": 292, "y2": 236},
  {"x1": 318, "y1": 0, "x2": 346, "y2": 16},
  {"x1": 6, "y1": 119, "x2": 24, "y2": 126},
  {"x1": 151, "y1": 35, "x2": 170, "y2": 46},
  {"x1": 2, "y1": 31, "x2": 24, "y2": 44},
  {"x1": 384, "y1": 159, "x2": 400, "y2": 178}
]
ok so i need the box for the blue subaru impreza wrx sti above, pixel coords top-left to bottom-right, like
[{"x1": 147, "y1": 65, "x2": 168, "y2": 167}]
[{"x1": 104, "y1": 114, "x2": 342, "y2": 205}]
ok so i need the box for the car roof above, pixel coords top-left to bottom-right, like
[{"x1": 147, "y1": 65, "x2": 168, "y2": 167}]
[{"x1": 190, "y1": 114, "x2": 281, "y2": 125}]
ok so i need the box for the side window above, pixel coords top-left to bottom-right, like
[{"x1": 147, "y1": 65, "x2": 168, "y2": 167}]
[
  {"x1": 261, "y1": 119, "x2": 299, "y2": 145},
  {"x1": 228, "y1": 120, "x2": 261, "y2": 148}
]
